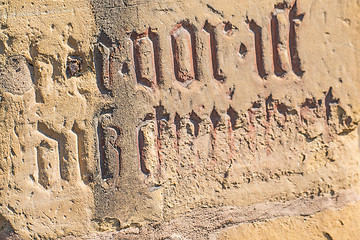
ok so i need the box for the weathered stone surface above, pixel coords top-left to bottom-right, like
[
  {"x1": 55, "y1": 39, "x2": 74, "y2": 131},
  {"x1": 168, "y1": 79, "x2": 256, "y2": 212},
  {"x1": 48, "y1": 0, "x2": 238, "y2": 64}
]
[
  {"x1": 0, "y1": 0, "x2": 359, "y2": 239},
  {"x1": 0, "y1": 56, "x2": 32, "y2": 95},
  {"x1": 59, "y1": 190, "x2": 360, "y2": 239},
  {"x1": 0, "y1": 0, "x2": 97, "y2": 239},
  {"x1": 217, "y1": 201, "x2": 360, "y2": 240}
]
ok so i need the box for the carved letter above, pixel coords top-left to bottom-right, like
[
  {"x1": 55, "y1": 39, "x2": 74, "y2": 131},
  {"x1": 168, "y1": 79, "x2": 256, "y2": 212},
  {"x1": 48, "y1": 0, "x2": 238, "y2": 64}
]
[
  {"x1": 271, "y1": 10, "x2": 287, "y2": 77},
  {"x1": 289, "y1": 1, "x2": 305, "y2": 76},
  {"x1": 37, "y1": 122, "x2": 82, "y2": 183},
  {"x1": 132, "y1": 29, "x2": 160, "y2": 88},
  {"x1": 171, "y1": 23, "x2": 196, "y2": 85},
  {"x1": 203, "y1": 21, "x2": 227, "y2": 81},
  {"x1": 36, "y1": 140, "x2": 60, "y2": 189},
  {"x1": 98, "y1": 114, "x2": 121, "y2": 180},
  {"x1": 95, "y1": 42, "x2": 112, "y2": 91},
  {"x1": 249, "y1": 20, "x2": 267, "y2": 78},
  {"x1": 138, "y1": 120, "x2": 158, "y2": 176}
]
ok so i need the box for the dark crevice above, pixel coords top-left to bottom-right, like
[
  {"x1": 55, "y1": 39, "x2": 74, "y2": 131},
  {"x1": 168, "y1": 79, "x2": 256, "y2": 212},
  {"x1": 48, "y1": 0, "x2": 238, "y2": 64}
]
[
  {"x1": 190, "y1": 111, "x2": 201, "y2": 137},
  {"x1": 206, "y1": 4, "x2": 224, "y2": 17},
  {"x1": 224, "y1": 22, "x2": 233, "y2": 33},
  {"x1": 174, "y1": 113, "x2": 181, "y2": 153},
  {"x1": 121, "y1": 62, "x2": 129, "y2": 74},
  {"x1": 323, "y1": 232, "x2": 333, "y2": 240},
  {"x1": 138, "y1": 128, "x2": 150, "y2": 175},
  {"x1": 210, "y1": 108, "x2": 221, "y2": 129},
  {"x1": 227, "y1": 107, "x2": 238, "y2": 130},
  {"x1": 301, "y1": 98, "x2": 317, "y2": 109},
  {"x1": 239, "y1": 43, "x2": 247, "y2": 58},
  {"x1": 252, "y1": 101, "x2": 262, "y2": 109},
  {"x1": 324, "y1": 87, "x2": 339, "y2": 122}
]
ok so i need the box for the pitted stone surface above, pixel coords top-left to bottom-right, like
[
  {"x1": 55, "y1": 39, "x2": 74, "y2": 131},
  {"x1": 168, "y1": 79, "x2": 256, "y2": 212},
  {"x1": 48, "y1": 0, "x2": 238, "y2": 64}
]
[
  {"x1": 0, "y1": 0, "x2": 359, "y2": 239},
  {"x1": 0, "y1": 56, "x2": 32, "y2": 95}
]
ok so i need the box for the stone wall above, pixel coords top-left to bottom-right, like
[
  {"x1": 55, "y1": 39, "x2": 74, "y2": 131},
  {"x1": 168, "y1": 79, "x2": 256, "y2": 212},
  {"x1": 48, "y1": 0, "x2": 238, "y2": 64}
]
[{"x1": 0, "y1": 0, "x2": 359, "y2": 239}]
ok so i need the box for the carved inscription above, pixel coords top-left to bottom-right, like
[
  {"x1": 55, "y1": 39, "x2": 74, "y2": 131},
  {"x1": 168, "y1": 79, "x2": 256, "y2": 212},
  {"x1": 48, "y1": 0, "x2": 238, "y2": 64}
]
[
  {"x1": 155, "y1": 106, "x2": 170, "y2": 163},
  {"x1": 203, "y1": 21, "x2": 228, "y2": 81},
  {"x1": 138, "y1": 119, "x2": 159, "y2": 182},
  {"x1": 132, "y1": 29, "x2": 160, "y2": 88},
  {"x1": 95, "y1": 42, "x2": 112, "y2": 92},
  {"x1": 134, "y1": 86, "x2": 351, "y2": 178},
  {"x1": 137, "y1": 107, "x2": 173, "y2": 182},
  {"x1": 248, "y1": 20, "x2": 267, "y2": 78},
  {"x1": 37, "y1": 122, "x2": 83, "y2": 186},
  {"x1": 210, "y1": 108, "x2": 221, "y2": 149},
  {"x1": 94, "y1": 1, "x2": 308, "y2": 183},
  {"x1": 249, "y1": 1, "x2": 305, "y2": 78},
  {"x1": 289, "y1": 1, "x2": 305, "y2": 76},
  {"x1": 36, "y1": 139, "x2": 60, "y2": 189},
  {"x1": 271, "y1": 9, "x2": 287, "y2": 77},
  {"x1": 171, "y1": 23, "x2": 197, "y2": 84},
  {"x1": 95, "y1": 38, "x2": 123, "y2": 181},
  {"x1": 72, "y1": 122, "x2": 90, "y2": 183},
  {"x1": 98, "y1": 113, "x2": 121, "y2": 180},
  {"x1": 174, "y1": 113, "x2": 181, "y2": 155},
  {"x1": 126, "y1": 2, "x2": 304, "y2": 85}
]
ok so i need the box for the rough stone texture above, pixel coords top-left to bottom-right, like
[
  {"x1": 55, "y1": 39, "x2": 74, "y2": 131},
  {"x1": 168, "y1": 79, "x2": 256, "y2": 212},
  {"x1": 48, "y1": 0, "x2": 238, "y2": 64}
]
[
  {"x1": 57, "y1": 190, "x2": 360, "y2": 239},
  {"x1": 0, "y1": 0, "x2": 359, "y2": 239},
  {"x1": 0, "y1": 56, "x2": 33, "y2": 95},
  {"x1": 0, "y1": 0, "x2": 97, "y2": 239},
  {"x1": 217, "y1": 201, "x2": 360, "y2": 240}
]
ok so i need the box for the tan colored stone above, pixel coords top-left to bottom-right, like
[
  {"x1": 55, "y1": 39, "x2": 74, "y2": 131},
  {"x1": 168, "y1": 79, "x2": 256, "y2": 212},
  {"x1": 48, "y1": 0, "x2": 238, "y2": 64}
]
[
  {"x1": 0, "y1": 0, "x2": 359, "y2": 239},
  {"x1": 0, "y1": 0, "x2": 98, "y2": 238},
  {"x1": 217, "y1": 201, "x2": 360, "y2": 240}
]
